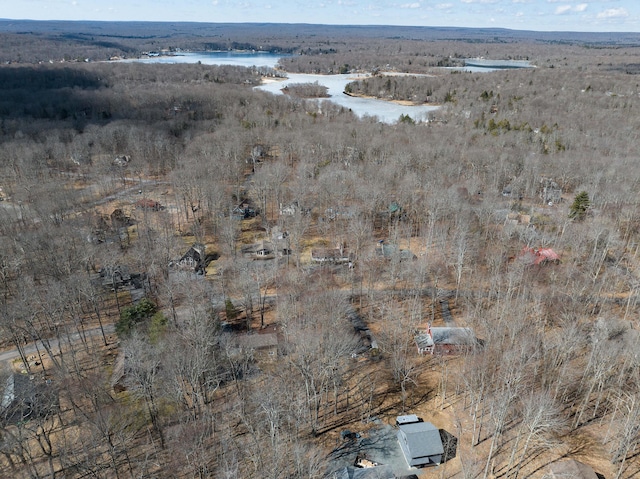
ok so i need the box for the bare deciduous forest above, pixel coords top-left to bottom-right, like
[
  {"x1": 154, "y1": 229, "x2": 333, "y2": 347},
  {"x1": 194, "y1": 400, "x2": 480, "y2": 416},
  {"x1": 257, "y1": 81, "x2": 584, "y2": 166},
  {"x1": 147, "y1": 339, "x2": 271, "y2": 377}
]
[{"x1": 2, "y1": 20, "x2": 640, "y2": 479}]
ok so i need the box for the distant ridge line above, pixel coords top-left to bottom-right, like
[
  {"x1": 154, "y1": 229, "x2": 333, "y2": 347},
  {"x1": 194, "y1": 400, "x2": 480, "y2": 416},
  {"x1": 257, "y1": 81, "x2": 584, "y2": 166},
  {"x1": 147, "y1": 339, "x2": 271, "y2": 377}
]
[{"x1": 1, "y1": 19, "x2": 640, "y2": 45}]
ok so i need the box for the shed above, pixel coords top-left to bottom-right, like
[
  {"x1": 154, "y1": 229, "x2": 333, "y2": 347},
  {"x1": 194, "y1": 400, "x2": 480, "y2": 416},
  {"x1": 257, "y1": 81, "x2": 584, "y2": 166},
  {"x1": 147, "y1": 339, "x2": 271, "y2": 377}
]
[{"x1": 397, "y1": 420, "x2": 444, "y2": 467}]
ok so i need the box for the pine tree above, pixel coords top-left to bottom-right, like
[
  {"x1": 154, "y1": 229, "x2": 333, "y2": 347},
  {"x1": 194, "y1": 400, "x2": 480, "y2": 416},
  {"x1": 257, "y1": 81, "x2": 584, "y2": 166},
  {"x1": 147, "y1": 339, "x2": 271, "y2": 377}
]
[{"x1": 569, "y1": 191, "x2": 590, "y2": 220}]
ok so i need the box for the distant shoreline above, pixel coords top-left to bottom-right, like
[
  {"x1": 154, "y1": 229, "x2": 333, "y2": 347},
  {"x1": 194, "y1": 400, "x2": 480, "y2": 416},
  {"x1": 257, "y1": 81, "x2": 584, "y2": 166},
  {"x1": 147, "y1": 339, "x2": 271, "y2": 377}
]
[{"x1": 343, "y1": 90, "x2": 437, "y2": 107}]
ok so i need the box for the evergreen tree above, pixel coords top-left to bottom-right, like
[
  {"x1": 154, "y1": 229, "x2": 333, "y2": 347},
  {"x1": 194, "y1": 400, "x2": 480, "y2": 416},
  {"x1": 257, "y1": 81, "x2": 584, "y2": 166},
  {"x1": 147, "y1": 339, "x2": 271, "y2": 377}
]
[{"x1": 569, "y1": 191, "x2": 590, "y2": 220}]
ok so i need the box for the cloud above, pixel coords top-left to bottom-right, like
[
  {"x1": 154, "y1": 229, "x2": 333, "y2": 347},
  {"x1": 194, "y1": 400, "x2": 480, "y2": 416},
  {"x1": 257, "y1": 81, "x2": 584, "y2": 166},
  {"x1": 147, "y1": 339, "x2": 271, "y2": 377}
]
[
  {"x1": 460, "y1": 0, "x2": 498, "y2": 4},
  {"x1": 400, "y1": 2, "x2": 420, "y2": 8},
  {"x1": 597, "y1": 8, "x2": 629, "y2": 19},
  {"x1": 435, "y1": 3, "x2": 453, "y2": 9},
  {"x1": 554, "y1": 3, "x2": 588, "y2": 14}
]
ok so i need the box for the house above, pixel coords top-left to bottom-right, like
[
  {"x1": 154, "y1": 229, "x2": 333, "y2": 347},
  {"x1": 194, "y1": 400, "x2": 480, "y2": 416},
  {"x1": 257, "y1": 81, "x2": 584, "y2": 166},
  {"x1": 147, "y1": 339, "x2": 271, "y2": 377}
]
[
  {"x1": 280, "y1": 201, "x2": 310, "y2": 216},
  {"x1": 255, "y1": 248, "x2": 274, "y2": 259},
  {"x1": 311, "y1": 247, "x2": 353, "y2": 264},
  {"x1": 231, "y1": 200, "x2": 257, "y2": 220},
  {"x1": 178, "y1": 243, "x2": 208, "y2": 273},
  {"x1": 335, "y1": 465, "x2": 394, "y2": 479},
  {"x1": 397, "y1": 418, "x2": 444, "y2": 467},
  {"x1": 324, "y1": 207, "x2": 356, "y2": 221},
  {"x1": 99, "y1": 265, "x2": 132, "y2": 289},
  {"x1": 1, "y1": 374, "x2": 58, "y2": 424},
  {"x1": 135, "y1": 198, "x2": 161, "y2": 211},
  {"x1": 279, "y1": 202, "x2": 298, "y2": 216},
  {"x1": 505, "y1": 212, "x2": 531, "y2": 226},
  {"x1": 415, "y1": 326, "x2": 480, "y2": 355},
  {"x1": 544, "y1": 460, "x2": 599, "y2": 479},
  {"x1": 519, "y1": 246, "x2": 560, "y2": 266},
  {"x1": 235, "y1": 332, "x2": 279, "y2": 360},
  {"x1": 376, "y1": 242, "x2": 416, "y2": 261},
  {"x1": 113, "y1": 155, "x2": 130, "y2": 167}
]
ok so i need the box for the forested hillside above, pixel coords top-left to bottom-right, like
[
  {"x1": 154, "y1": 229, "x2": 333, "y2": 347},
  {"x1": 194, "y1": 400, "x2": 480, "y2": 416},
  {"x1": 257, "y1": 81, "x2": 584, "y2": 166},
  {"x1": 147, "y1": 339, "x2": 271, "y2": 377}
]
[{"x1": 1, "y1": 23, "x2": 640, "y2": 478}]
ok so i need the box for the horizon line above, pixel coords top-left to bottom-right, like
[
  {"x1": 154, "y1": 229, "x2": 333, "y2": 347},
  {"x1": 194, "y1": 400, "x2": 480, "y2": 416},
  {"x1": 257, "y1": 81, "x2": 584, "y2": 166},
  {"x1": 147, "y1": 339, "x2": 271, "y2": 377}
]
[{"x1": 0, "y1": 18, "x2": 638, "y2": 36}]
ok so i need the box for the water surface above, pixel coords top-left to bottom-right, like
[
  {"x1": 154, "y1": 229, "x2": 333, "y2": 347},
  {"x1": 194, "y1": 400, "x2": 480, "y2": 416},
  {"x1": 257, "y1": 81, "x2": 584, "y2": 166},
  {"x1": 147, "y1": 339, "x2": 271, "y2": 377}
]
[{"x1": 123, "y1": 51, "x2": 441, "y2": 123}]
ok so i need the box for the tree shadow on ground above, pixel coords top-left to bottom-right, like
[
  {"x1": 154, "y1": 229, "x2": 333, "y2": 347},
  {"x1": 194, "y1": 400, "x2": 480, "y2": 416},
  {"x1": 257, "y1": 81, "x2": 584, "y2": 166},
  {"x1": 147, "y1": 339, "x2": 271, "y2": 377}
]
[{"x1": 439, "y1": 429, "x2": 458, "y2": 463}]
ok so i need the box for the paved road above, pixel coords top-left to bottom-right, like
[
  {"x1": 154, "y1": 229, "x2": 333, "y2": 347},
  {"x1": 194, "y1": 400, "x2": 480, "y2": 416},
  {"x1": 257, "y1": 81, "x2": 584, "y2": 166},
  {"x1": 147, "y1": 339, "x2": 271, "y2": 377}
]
[{"x1": 0, "y1": 324, "x2": 115, "y2": 365}]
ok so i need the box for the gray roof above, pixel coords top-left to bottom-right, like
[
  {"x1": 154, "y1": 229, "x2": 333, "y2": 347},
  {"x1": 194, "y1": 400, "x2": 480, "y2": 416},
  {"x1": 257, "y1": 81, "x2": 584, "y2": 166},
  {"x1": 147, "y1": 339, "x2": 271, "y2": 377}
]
[
  {"x1": 396, "y1": 414, "x2": 420, "y2": 425},
  {"x1": 417, "y1": 327, "x2": 476, "y2": 347},
  {"x1": 337, "y1": 465, "x2": 395, "y2": 479},
  {"x1": 415, "y1": 333, "x2": 434, "y2": 350},
  {"x1": 431, "y1": 327, "x2": 476, "y2": 345},
  {"x1": 1, "y1": 373, "x2": 57, "y2": 423},
  {"x1": 235, "y1": 333, "x2": 279, "y2": 350},
  {"x1": 398, "y1": 421, "x2": 444, "y2": 459}
]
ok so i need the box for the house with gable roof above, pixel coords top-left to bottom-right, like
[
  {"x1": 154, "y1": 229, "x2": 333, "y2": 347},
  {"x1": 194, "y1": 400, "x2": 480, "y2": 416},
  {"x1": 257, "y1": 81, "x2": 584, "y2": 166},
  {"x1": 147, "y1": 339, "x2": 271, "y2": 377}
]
[{"x1": 396, "y1": 416, "x2": 444, "y2": 467}]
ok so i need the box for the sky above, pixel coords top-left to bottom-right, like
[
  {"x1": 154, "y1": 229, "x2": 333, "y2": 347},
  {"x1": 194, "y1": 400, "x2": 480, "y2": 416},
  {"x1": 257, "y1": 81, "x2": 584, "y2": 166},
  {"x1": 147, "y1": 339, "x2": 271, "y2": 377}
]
[{"x1": 1, "y1": 0, "x2": 639, "y2": 32}]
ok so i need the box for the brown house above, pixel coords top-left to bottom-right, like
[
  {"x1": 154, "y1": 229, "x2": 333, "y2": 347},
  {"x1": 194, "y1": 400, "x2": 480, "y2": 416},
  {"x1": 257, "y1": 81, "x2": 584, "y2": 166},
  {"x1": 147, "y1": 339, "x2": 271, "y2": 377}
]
[{"x1": 135, "y1": 198, "x2": 161, "y2": 211}]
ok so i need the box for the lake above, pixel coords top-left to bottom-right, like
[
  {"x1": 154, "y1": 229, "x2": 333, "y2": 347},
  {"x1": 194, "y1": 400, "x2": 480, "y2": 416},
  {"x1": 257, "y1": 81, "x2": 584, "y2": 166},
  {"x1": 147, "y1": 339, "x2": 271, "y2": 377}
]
[
  {"x1": 255, "y1": 73, "x2": 439, "y2": 124},
  {"x1": 127, "y1": 51, "x2": 439, "y2": 123},
  {"x1": 121, "y1": 51, "x2": 461, "y2": 123},
  {"x1": 125, "y1": 51, "x2": 284, "y2": 68}
]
